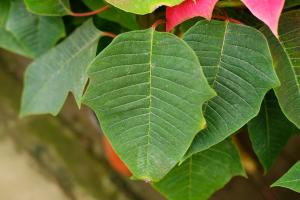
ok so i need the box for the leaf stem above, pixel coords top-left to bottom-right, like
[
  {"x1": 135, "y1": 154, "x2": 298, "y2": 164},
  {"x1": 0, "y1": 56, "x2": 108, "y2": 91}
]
[
  {"x1": 102, "y1": 32, "x2": 117, "y2": 38},
  {"x1": 216, "y1": 0, "x2": 244, "y2": 8},
  {"x1": 213, "y1": 15, "x2": 244, "y2": 24},
  {"x1": 151, "y1": 19, "x2": 166, "y2": 30},
  {"x1": 70, "y1": 5, "x2": 109, "y2": 17}
]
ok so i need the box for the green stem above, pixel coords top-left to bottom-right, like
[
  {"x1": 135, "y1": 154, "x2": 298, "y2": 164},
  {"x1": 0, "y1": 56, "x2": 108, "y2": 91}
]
[{"x1": 216, "y1": 1, "x2": 244, "y2": 8}]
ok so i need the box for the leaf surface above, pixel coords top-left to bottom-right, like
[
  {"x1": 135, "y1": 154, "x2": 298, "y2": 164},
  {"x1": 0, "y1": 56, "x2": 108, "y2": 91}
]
[
  {"x1": 261, "y1": 11, "x2": 300, "y2": 129},
  {"x1": 83, "y1": 28, "x2": 216, "y2": 181},
  {"x1": 166, "y1": 0, "x2": 218, "y2": 31},
  {"x1": 21, "y1": 20, "x2": 101, "y2": 116},
  {"x1": 272, "y1": 161, "x2": 300, "y2": 193},
  {"x1": 105, "y1": 0, "x2": 185, "y2": 14},
  {"x1": 0, "y1": 0, "x2": 65, "y2": 58},
  {"x1": 248, "y1": 91, "x2": 298, "y2": 171},
  {"x1": 183, "y1": 21, "x2": 279, "y2": 158},
  {"x1": 154, "y1": 140, "x2": 244, "y2": 200},
  {"x1": 24, "y1": 0, "x2": 71, "y2": 16},
  {"x1": 241, "y1": 0, "x2": 284, "y2": 36}
]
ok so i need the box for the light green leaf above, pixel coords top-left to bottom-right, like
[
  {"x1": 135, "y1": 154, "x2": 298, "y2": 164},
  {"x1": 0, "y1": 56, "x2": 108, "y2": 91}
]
[
  {"x1": 183, "y1": 20, "x2": 280, "y2": 159},
  {"x1": 261, "y1": 11, "x2": 300, "y2": 129},
  {"x1": 272, "y1": 161, "x2": 300, "y2": 193},
  {"x1": 105, "y1": 0, "x2": 185, "y2": 15},
  {"x1": 24, "y1": 0, "x2": 71, "y2": 16},
  {"x1": 21, "y1": 20, "x2": 102, "y2": 116},
  {"x1": 0, "y1": 0, "x2": 65, "y2": 58},
  {"x1": 154, "y1": 140, "x2": 244, "y2": 200},
  {"x1": 248, "y1": 91, "x2": 298, "y2": 171},
  {"x1": 83, "y1": 28, "x2": 216, "y2": 181},
  {"x1": 0, "y1": 29, "x2": 29, "y2": 57},
  {"x1": 83, "y1": 0, "x2": 140, "y2": 30}
]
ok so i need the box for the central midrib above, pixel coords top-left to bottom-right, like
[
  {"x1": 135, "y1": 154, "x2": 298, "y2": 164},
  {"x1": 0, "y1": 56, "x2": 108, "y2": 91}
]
[
  {"x1": 202, "y1": 21, "x2": 229, "y2": 115},
  {"x1": 145, "y1": 28, "x2": 154, "y2": 177}
]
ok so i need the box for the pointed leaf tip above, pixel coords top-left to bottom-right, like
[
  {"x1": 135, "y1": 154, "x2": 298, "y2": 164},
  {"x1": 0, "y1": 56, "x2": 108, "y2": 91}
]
[
  {"x1": 166, "y1": 0, "x2": 218, "y2": 32},
  {"x1": 241, "y1": 0, "x2": 285, "y2": 36},
  {"x1": 272, "y1": 161, "x2": 300, "y2": 193}
]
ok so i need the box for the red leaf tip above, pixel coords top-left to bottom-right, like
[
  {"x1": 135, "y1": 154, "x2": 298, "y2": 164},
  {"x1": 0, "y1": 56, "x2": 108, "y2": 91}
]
[
  {"x1": 241, "y1": 0, "x2": 285, "y2": 37},
  {"x1": 166, "y1": 0, "x2": 219, "y2": 32}
]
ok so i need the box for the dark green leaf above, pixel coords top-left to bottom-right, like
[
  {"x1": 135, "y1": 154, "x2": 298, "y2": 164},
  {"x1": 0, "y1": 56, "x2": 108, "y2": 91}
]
[
  {"x1": 21, "y1": 20, "x2": 102, "y2": 116},
  {"x1": 272, "y1": 161, "x2": 300, "y2": 193},
  {"x1": 83, "y1": 28, "x2": 216, "y2": 181},
  {"x1": 183, "y1": 20, "x2": 280, "y2": 159},
  {"x1": 284, "y1": 0, "x2": 300, "y2": 8},
  {"x1": 0, "y1": 0, "x2": 65, "y2": 58},
  {"x1": 261, "y1": 11, "x2": 300, "y2": 129},
  {"x1": 154, "y1": 140, "x2": 244, "y2": 200},
  {"x1": 248, "y1": 91, "x2": 298, "y2": 171}
]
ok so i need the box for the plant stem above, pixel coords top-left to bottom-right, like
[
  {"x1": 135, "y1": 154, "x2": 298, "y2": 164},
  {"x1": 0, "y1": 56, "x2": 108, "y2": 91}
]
[
  {"x1": 102, "y1": 32, "x2": 117, "y2": 38},
  {"x1": 216, "y1": 0, "x2": 244, "y2": 8},
  {"x1": 70, "y1": 5, "x2": 109, "y2": 17},
  {"x1": 213, "y1": 15, "x2": 244, "y2": 24},
  {"x1": 151, "y1": 19, "x2": 166, "y2": 30}
]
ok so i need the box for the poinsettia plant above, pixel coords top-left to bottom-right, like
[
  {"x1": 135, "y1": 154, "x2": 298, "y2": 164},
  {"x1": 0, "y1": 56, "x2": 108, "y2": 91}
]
[{"x1": 1, "y1": 0, "x2": 300, "y2": 199}]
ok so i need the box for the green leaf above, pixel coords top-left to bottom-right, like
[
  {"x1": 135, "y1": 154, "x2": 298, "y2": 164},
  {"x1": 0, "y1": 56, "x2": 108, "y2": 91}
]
[
  {"x1": 105, "y1": 0, "x2": 185, "y2": 14},
  {"x1": 261, "y1": 11, "x2": 300, "y2": 129},
  {"x1": 83, "y1": 0, "x2": 140, "y2": 30},
  {"x1": 83, "y1": 28, "x2": 216, "y2": 181},
  {"x1": 24, "y1": 0, "x2": 71, "y2": 16},
  {"x1": 248, "y1": 91, "x2": 298, "y2": 171},
  {"x1": 154, "y1": 140, "x2": 244, "y2": 200},
  {"x1": 0, "y1": 0, "x2": 65, "y2": 58},
  {"x1": 21, "y1": 19, "x2": 102, "y2": 116},
  {"x1": 0, "y1": 29, "x2": 29, "y2": 57},
  {"x1": 183, "y1": 20, "x2": 280, "y2": 159},
  {"x1": 0, "y1": 0, "x2": 10, "y2": 27},
  {"x1": 272, "y1": 161, "x2": 300, "y2": 193}
]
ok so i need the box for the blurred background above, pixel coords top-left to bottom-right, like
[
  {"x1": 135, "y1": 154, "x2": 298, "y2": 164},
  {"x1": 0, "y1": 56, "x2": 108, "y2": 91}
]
[{"x1": 1, "y1": 49, "x2": 300, "y2": 200}]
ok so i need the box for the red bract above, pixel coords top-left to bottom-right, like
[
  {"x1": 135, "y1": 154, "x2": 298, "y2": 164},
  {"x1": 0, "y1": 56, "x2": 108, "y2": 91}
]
[
  {"x1": 241, "y1": 0, "x2": 284, "y2": 36},
  {"x1": 166, "y1": 0, "x2": 218, "y2": 31},
  {"x1": 102, "y1": 134, "x2": 132, "y2": 177},
  {"x1": 166, "y1": 0, "x2": 285, "y2": 36}
]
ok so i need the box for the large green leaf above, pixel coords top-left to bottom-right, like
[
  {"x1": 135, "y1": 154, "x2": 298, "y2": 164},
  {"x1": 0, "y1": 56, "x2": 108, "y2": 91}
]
[
  {"x1": 183, "y1": 21, "x2": 280, "y2": 158},
  {"x1": 24, "y1": 0, "x2": 71, "y2": 16},
  {"x1": 21, "y1": 20, "x2": 102, "y2": 116},
  {"x1": 272, "y1": 161, "x2": 300, "y2": 193},
  {"x1": 0, "y1": 0, "x2": 65, "y2": 58},
  {"x1": 83, "y1": 0, "x2": 140, "y2": 30},
  {"x1": 261, "y1": 11, "x2": 300, "y2": 129},
  {"x1": 83, "y1": 28, "x2": 216, "y2": 181},
  {"x1": 154, "y1": 140, "x2": 244, "y2": 200},
  {"x1": 105, "y1": 0, "x2": 185, "y2": 14},
  {"x1": 248, "y1": 91, "x2": 298, "y2": 171}
]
